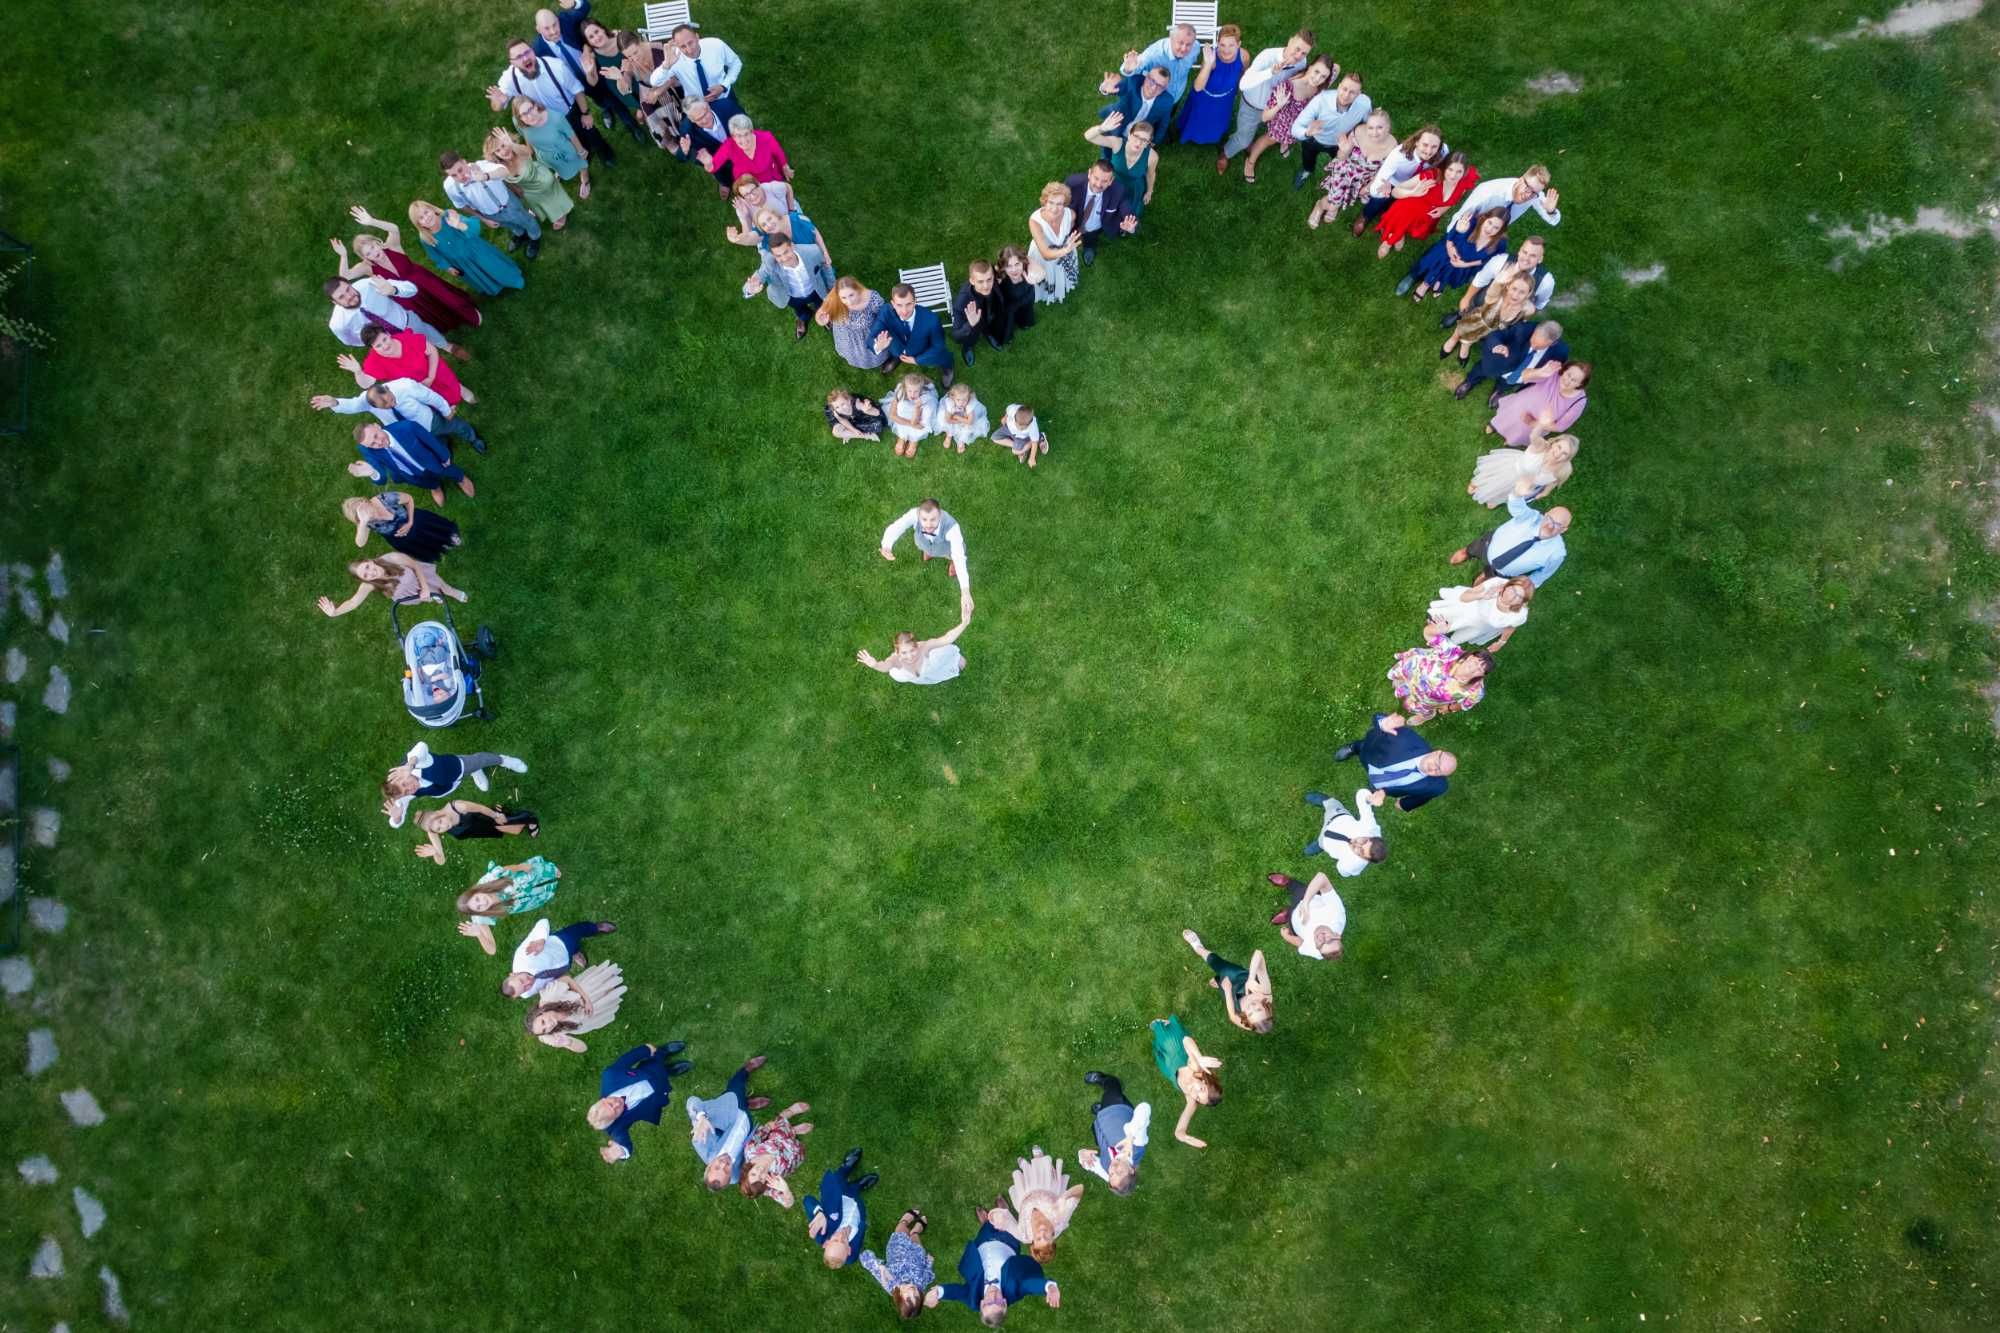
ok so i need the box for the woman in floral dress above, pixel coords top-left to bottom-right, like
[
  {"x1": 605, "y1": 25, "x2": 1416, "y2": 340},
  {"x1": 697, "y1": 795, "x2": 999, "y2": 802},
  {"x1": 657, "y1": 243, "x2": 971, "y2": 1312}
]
[
  {"x1": 1386, "y1": 630, "x2": 1492, "y2": 724},
  {"x1": 742, "y1": 1106, "x2": 815, "y2": 1207},
  {"x1": 1308, "y1": 108, "x2": 1397, "y2": 228},
  {"x1": 816, "y1": 277, "x2": 888, "y2": 372},
  {"x1": 1242, "y1": 55, "x2": 1334, "y2": 184},
  {"x1": 860, "y1": 1211, "x2": 939, "y2": 1318},
  {"x1": 454, "y1": 856, "x2": 561, "y2": 953}
]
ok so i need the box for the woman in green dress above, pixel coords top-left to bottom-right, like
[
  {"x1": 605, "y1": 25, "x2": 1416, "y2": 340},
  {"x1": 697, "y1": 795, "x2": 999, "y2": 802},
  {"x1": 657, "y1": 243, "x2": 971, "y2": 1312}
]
[
  {"x1": 454, "y1": 855, "x2": 561, "y2": 954},
  {"x1": 1149, "y1": 1014, "x2": 1223, "y2": 1148},
  {"x1": 484, "y1": 127, "x2": 574, "y2": 230},
  {"x1": 1180, "y1": 929, "x2": 1274, "y2": 1034},
  {"x1": 1083, "y1": 113, "x2": 1159, "y2": 228},
  {"x1": 510, "y1": 97, "x2": 592, "y2": 198},
  {"x1": 407, "y1": 200, "x2": 523, "y2": 298}
]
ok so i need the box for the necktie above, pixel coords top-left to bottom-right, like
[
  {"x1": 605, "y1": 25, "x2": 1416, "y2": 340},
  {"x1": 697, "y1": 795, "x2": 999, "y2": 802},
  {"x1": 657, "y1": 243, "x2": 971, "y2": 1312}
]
[
  {"x1": 1490, "y1": 535, "x2": 1539, "y2": 572},
  {"x1": 693, "y1": 53, "x2": 710, "y2": 93},
  {"x1": 1322, "y1": 829, "x2": 1350, "y2": 845},
  {"x1": 1370, "y1": 756, "x2": 1424, "y2": 787}
]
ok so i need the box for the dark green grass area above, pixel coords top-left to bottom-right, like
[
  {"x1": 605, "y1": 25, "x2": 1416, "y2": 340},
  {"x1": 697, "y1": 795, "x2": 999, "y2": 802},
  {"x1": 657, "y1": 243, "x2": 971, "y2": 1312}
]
[{"x1": 2, "y1": 0, "x2": 1998, "y2": 1328}]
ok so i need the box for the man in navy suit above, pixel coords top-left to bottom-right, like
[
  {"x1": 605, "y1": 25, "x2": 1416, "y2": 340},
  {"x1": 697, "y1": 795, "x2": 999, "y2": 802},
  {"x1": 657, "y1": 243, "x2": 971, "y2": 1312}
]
[
  {"x1": 1457, "y1": 319, "x2": 1570, "y2": 404},
  {"x1": 1065, "y1": 161, "x2": 1136, "y2": 265},
  {"x1": 346, "y1": 420, "x2": 474, "y2": 503},
  {"x1": 869, "y1": 284, "x2": 955, "y2": 387},
  {"x1": 1097, "y1": 64, "x2": 1176, "y2": 140},
  {"x1": 929, "y1": 1221, "x2": 1061, "y2": 1322},
  {"x1": 588, "y1": 1041, "x2": 691, "y2": 1163},
  {"x1": 804, "y1": 1147, "x2": 880, "y2": 1268},
  {"x1": 1333, "y1": 713, "x2": 1456, "y2": 812}
]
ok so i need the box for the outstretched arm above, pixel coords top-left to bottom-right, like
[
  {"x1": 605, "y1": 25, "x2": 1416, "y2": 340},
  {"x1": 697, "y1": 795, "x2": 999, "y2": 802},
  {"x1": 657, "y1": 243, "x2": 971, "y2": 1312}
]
[
  {"x1": 919, "y1": 613, "x2": 973, "y2": 653},
  {"x1": 328, "y1": 238, "x2": 370, "y2": 280},
  {"x1": 1173, "y1": 1094, "x2": 1205, "y2": 1148},
  {"x1": 348, "y1": 205, "x2": 404, "y2": 254}
]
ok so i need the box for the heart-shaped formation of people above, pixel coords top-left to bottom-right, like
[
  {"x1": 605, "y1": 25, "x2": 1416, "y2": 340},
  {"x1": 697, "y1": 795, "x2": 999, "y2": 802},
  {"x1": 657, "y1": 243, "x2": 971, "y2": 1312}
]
[{"x1": 309, "y1": 5, "x2": 1597, "y2": 1320}]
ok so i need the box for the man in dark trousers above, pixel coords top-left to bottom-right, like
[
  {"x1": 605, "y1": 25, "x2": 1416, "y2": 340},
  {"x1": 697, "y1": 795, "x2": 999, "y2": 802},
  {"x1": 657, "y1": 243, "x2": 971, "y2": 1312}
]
[
  {"x1": 1332, "y1": 712, "x2": 1456, "y2": 812},
  {"x1": 1456, "y1": 318, "x2": 1570, "y2": 404},
  {"x1": 589, "y1": 1041, "x2": 692, "y2": 1163},
  {"x1": 1065, "y1": 160, "x2": 1136, "y2": 266},
  {"x1": 805, "y1": 1148, "x2": 880, "y2": 1269},
  {"x1": 869, "y1": 283, "x2": 955, "y2": 386},
  {"x1": 949, "y1": 260, "x2": 1004, "y2": 368}
]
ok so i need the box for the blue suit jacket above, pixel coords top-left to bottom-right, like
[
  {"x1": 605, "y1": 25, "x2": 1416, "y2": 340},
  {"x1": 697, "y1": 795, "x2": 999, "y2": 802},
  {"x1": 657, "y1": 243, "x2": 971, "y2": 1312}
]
[
  {"x1": 939, "y1": 1223, "x2": 1051, "y2": 1310},
  {"x1": 1357, "y1": 713, "x2": 1448, "y2": 811},
  {"x1": 867, "y1": 302, "x2": 950, "y2": 368},
  {"x1": 803, "y1": 1169, "x2": 867, "y2": 1266},
  {"x1": 1473, "y1": 324, "x2": 1570, "y2": 387},
  {"x1": 1101, "y1": 72, "x2": 1176, "y2": 137},
  {"x1": 357, "y1": 420, "x2": 455, "y2": 486},
  {"x1": 599, "y1": 1044, "x2": 677, "y2": 1156}
]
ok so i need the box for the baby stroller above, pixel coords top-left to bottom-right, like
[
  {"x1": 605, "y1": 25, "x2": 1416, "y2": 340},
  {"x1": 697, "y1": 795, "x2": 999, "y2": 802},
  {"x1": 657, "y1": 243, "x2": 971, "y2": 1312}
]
[{"x1": 390, "y1": 596, "x2": 497, "y2": 727}]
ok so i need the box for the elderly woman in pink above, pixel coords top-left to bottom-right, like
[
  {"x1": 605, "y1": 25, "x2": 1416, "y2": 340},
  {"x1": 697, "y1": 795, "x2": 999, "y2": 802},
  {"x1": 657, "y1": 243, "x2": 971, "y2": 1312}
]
[
  {"x1": 704, "y1": 113, "x2": 793, "y2": 185},
  {"x1": 1491, "y1": 361, "x2": 1591, "y2": 446}
]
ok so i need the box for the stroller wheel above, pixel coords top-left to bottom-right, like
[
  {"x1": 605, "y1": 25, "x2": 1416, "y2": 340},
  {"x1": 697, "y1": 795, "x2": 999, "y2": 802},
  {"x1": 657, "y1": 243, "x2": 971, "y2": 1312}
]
[
  {"x1": 474, "y1": 705, "x2": 496, "y2": 722},
  {"x1": 474, "y1": 625, "x2": 499, "y2": 658}
]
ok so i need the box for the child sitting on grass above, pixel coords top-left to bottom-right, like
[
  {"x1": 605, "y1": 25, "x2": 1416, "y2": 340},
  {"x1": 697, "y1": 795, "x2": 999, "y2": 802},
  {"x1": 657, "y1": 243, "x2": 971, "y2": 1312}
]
[
  {"x1": 991, "y1": 403, "x2": 1049, "y2": 469},
  {"x1": 886, "y1": 373, "x2": 939, "y2": 459},
  {"x1": 825, "y1": 388, "x2": 884, "y2": 442},
  {"x1": 937, "y1": 382, "x2": 990, "y2": 454}
]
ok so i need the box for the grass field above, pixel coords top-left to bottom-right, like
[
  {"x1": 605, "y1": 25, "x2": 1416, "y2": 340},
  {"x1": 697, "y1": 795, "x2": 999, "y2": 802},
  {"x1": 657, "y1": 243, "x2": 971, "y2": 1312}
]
[{"x1": 3, "y1": 1, "x2": 1999, "y2": 1328}]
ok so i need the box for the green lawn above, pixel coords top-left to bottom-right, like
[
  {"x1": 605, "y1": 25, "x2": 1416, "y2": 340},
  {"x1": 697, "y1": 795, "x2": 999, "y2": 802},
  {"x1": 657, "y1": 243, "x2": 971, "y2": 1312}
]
[{"x1": 2, "y1": 0, "x2": 1998, "y2": 1328}]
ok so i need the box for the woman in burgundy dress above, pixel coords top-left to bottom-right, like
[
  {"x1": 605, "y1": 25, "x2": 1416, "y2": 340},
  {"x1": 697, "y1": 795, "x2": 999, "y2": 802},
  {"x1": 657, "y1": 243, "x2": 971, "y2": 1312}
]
[{"x1": 332, "y1": 204, "x2": 482, "y2": 333}]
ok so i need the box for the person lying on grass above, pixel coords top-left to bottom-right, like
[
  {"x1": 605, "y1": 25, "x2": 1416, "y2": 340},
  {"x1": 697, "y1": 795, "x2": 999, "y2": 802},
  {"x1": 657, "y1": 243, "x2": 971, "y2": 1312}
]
[
  {"x1": 1181, "y1": 929, "x2": 1273, "y2": 1033},
  {"x1": 1150, "y1": 1015, "x2": 1222, "y2": 1147}
]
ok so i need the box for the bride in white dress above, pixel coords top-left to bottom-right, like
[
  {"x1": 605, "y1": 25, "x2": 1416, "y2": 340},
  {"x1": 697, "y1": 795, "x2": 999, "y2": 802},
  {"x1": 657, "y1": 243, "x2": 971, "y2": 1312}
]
[
  {"x1": 857, "y1": 612, "x2": 971, "y2": 686},
  {"x1": 524, "y1": 963, "x2": 627, "y2": 1053},
  {"x1": 1426, "y1": 576, "x2": 1534, "y2": 650},
  {"x1": 1467, "y1": 426, "x2": 1578, "y2": 507}
]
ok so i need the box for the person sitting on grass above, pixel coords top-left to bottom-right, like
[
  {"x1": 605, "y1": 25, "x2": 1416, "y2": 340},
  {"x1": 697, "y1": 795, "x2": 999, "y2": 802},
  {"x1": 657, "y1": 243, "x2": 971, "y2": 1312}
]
[
  {"x1": 860, "y1": 1210, "x2": 941, "y2": 1319},
  {"x1": 989, "y1": 403, "x2": 1048, "y2": 468},
  {"x1": 689, "y1": 1054, "x2": 772, "y2": 1189},
  {"x1": 1151, "y1": 1014, "x2": 1222, "y2": 1148},
  {"x1": 805, "y1": 1148, "x2": 880, "y2": 1268},
  {"x1": 826, "y1": 387, "x2": 884, "y2": 442},
  {"x1": 1266, "y1": 870, "x2": 1345, "y2": 961},
  {"x1": 589, "y1": 1040, "x2": 692, "y2": 1164},
  {"x1": 1076, "y1": 1070, "x2": 1150, "y2": 1195},
  {"x1": 885, "y1": 372, "x2": 939, "y2": 459},
  {"x1": 411, "y1": 799, "x2": 539, "y2": 864},
  {"x1": 937, "y1": 382, "x2": 990, "y2": 454},
  {"x1": 857, "y1": 611, "x2": 971, "y2": 686},
  {"x1": 1180, "y1": 929, "x2": 1273, "y2": 1034},
  {"x1": 453, "y1": 856, "x2": 560, "y2": 953}
]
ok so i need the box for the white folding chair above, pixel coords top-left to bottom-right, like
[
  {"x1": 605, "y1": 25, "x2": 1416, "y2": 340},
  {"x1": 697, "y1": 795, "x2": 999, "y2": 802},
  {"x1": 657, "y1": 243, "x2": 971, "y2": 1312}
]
[
  {"x1": 1169, "y1": 2, "x2": 1219, "y2": 41},
  {"x1": 897, "y1": 263, "x2": 954, "y2": 319},
  {"x1": 641, "y1": 2, "x2": 695, "y2": 39}
]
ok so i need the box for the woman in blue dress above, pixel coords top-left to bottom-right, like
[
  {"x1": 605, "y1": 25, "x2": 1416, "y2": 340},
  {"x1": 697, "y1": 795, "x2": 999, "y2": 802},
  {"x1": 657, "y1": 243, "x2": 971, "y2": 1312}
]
[
  {"x1": 1404, "y1": 208, "x2": 1508, "y2": 302},
  {"x1": 856, "y1": 612, "x2": 971, "y2": 686},
  {"x1": 1177, "y1": 26, "x2": 1245, "y2": 147},
  {"x1": 407, "y1": 201, "x2": 524, "y2": 297},
  {"x1": 511, "y1": 96, "x2": 593, "y2": 199}
]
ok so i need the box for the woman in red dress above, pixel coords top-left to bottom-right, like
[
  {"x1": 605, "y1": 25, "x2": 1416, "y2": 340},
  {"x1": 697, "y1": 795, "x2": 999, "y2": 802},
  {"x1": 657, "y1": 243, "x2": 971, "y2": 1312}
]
[
  {"x1": 331, "y1": 205, "x2": 482, "y2": 333},
  {"x1": 1374, "y1": 153, "x2": 1478, "y2": 259},
  {"x1": 353, "y1": 328, "x2": 474, "y2": 406}
]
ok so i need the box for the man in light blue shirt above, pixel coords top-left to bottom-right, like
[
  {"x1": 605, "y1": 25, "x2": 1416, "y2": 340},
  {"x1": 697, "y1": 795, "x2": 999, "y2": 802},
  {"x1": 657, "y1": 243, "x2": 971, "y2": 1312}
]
[
  {"x1": 1115, "y1": 23, "x2": 1201, "y2": 102},
  {"x1": 1451, "y1": 479, "x2": 1571, "y2": 587},
  {"x1": 1290, "y1": 73, "x2": 1373, "y2": 188},
  {"x1": 689, "y1": 1055, "x2": 771, "y2": 1188}
]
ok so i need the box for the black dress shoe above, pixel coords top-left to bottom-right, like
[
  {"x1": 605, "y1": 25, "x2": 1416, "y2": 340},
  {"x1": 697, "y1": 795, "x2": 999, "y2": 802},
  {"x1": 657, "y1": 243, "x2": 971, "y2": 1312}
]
[
  {"x1": 1083, "y1": 1070, "x2": 1106, "y2": 1086},
  {"x1": 1333, "y1": 744, "x2": 1358, "y2": 762},
  {"x1": 1438, "y1": 311, "x2": 1460, "y2": 330},
  {"x1": 1452, "y1": 381, "x2": 1472, "y2": 400},
  {"x1": 962, "y1": 345, "x2": 975, "y2": 368},
  {"x1": 524, "y1": 237, "x2": 541, "y2": 260},
  {"x1": 1488, "y1": 389, "x2": 1503, "y2": 409},
  {"x1": 942, "y1": 366, "x2": 955, "y2": 389},
  {"x1": 469, "y1": 435, "x2": 490, "y2": 454},
  {"x1": 839, "y1": 1147, "x2": 864, "y2": 1173},
  {"x1": 794, "y1": 319, "x2": 808, "y2": 341},
  {"x1": 668, "y1": 1059, "x2": 694, "y2": 1076},
  {"x1": 985, "y1": 334, "x2": 1003, "y2": 351},
  {"x1": 854, "y1": 1172, "x2": 880, "y2": 1192},
  {"x1": 662, "y1": 1041, "x2": 686, "y2": 1056},
  {"x1": 1083, "y1": 247, "x2": 1096, "y2": 267}
]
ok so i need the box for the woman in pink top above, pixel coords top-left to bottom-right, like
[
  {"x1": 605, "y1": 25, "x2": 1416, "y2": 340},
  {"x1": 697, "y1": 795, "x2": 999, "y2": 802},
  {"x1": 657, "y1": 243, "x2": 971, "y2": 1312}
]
[
  {"x1": 1490, "y1": 362, "x2": 1591, "y2": 446},
  {"x1": 704, "y1": 113, "x2": 793, "y2": 186}
]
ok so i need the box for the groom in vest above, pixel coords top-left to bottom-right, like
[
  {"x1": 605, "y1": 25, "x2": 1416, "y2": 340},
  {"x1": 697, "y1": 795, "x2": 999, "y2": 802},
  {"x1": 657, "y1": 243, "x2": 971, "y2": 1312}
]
[
  {"x1": 879, "y1": 499, "x2": 974, "y2": 620},
  {"x1": 1332, "y1": 713, "x2": 1456, "y2": 812}
]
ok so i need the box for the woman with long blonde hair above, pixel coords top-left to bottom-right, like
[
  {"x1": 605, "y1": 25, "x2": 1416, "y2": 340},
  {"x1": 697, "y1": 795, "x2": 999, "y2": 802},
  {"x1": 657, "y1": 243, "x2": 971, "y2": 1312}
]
[
  {"x1": 404, "y1": 198, "x2": 523, "y2": 298},
  {"x1": 523, "y1": 959, "x2": 627, "y2": 1053},
  {"x1": 483, "y1": 127, "x2": 574, "y2": 230}
]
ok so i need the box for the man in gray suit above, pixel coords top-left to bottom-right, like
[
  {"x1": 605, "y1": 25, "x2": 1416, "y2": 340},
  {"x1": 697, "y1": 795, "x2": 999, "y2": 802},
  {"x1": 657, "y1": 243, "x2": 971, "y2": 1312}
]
[{"x1": 742, "y1": 238, "x2": 833, "y2": 340}]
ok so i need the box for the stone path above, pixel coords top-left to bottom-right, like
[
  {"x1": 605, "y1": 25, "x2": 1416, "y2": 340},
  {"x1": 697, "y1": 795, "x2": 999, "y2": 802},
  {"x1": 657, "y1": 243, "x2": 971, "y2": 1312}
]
[{"x1": 2, "y1": 551, "x2": 123, "y2": 1324}]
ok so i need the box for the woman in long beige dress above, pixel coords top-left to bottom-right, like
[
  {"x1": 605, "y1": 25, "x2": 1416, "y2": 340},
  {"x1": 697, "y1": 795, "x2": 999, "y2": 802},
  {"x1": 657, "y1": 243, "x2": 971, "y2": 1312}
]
[
  {"x1": 989, "y1": 1148, "x2": 1084, "y2": 1263},
  {"x1": 1468, "y1": 426, "x2": 1578, "y2": 506},
  {"x1": 523, "y1": 962, "x2": 626, "y2": 1053}
]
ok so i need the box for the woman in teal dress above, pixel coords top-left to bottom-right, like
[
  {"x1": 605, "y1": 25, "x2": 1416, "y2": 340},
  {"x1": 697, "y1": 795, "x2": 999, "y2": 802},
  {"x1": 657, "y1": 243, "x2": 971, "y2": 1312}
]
[
  {"x1": 1149, "y1": 1014, "x2": 1223, "y2": 1148},
  {"x1": 454, "y1": 855, "x2": 561, "y2": 953},
  {"x1": 511, "y1": 96, "x2": 593, "y2": 198},
  {"x1": 407, "y1": 201, "x2": 523, "y2": 297},
  {"x1": 1084, "y1": 114, "x2": 1159, "y2": 228}
]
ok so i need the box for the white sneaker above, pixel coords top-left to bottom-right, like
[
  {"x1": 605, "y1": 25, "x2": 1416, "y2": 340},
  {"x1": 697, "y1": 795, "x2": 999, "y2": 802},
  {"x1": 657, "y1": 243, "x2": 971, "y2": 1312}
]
[
  {"x1": 500, "y1": 755, "x2": 528, "y2": 773},
  {"x1": 472, "y1": 769, "x2": 491, "y2": 792}
]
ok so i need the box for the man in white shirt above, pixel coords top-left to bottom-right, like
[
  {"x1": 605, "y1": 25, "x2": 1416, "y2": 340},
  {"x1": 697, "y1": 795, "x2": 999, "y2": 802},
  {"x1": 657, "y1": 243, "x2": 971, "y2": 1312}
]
[
  {"x1": 323, "y1": 278, "x2": 457, "y2": 353},
  {"x1": 1290, "y1": 73, "x2": 1373, "y2": 188},
  {"x1": 486, "y1": 37, "x2": 616, "y2": 164},
  {"x1": 1220, "y1": 28, "x2": 1314, "y2": 163},
  {"x1": 1302, "y1": 786, "x2": 1388, "y2": 876},
  {"x1": 880, "y1": 499, "x2": 973, "y2": 620},
  {"x1": 1270, "y1": 872, "x2": 1345, "y2": 961},
  {"x1": 665, "y1": 24, "x2": 745, "y2": 124},
  {"x1": 1448, "y1": 164, "x2": 1562, "y2": 231},
  {"x1": 1447, "y1": 235, "x2": 1556, "y2": 325},
  {"x1": 439, "y1": 151, "x2": 541, "y2": 257},
  {"x1": 309, "y1": 377, "x2": 487, "y2": 452},
  {"x1": 499, "y1": 918, "x2": 616, "y2": 998}
]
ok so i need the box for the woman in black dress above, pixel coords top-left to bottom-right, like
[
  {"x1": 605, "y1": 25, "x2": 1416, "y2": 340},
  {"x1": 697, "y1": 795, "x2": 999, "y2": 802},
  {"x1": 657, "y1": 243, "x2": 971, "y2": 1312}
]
[
  {"x1": 413, "y1": 799, "x2": 539, "y2": 865},
  {"x1": 342, "y1": 494, "x2": 462, "y2": 566},
  {"x1": 991, "y1": 245, "x2": 1040, "y2": 348}
]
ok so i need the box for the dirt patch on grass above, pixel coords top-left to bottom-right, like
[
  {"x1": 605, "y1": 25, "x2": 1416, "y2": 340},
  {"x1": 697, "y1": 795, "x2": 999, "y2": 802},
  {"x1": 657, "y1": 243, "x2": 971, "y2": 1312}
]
[
  {"x1": 1812, "y1": 0, "x2": 1983, "y2": 46},
  {"x1": 1815, "y1": 204, "x2": 2000, "y2": 270}
]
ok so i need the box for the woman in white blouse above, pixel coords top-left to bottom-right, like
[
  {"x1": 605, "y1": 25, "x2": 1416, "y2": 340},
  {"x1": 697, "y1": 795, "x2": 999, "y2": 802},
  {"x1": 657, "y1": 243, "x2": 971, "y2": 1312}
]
[
  {"x1": 1352, "y1": 124, "x2": 1447, "y2": 236},
  {"x1": 1426, "y1": 575, "x2": 1534, "y2": 650},
  {"x1": 1028, "y1": 182, "x2": 1080, "y2": 303}
]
